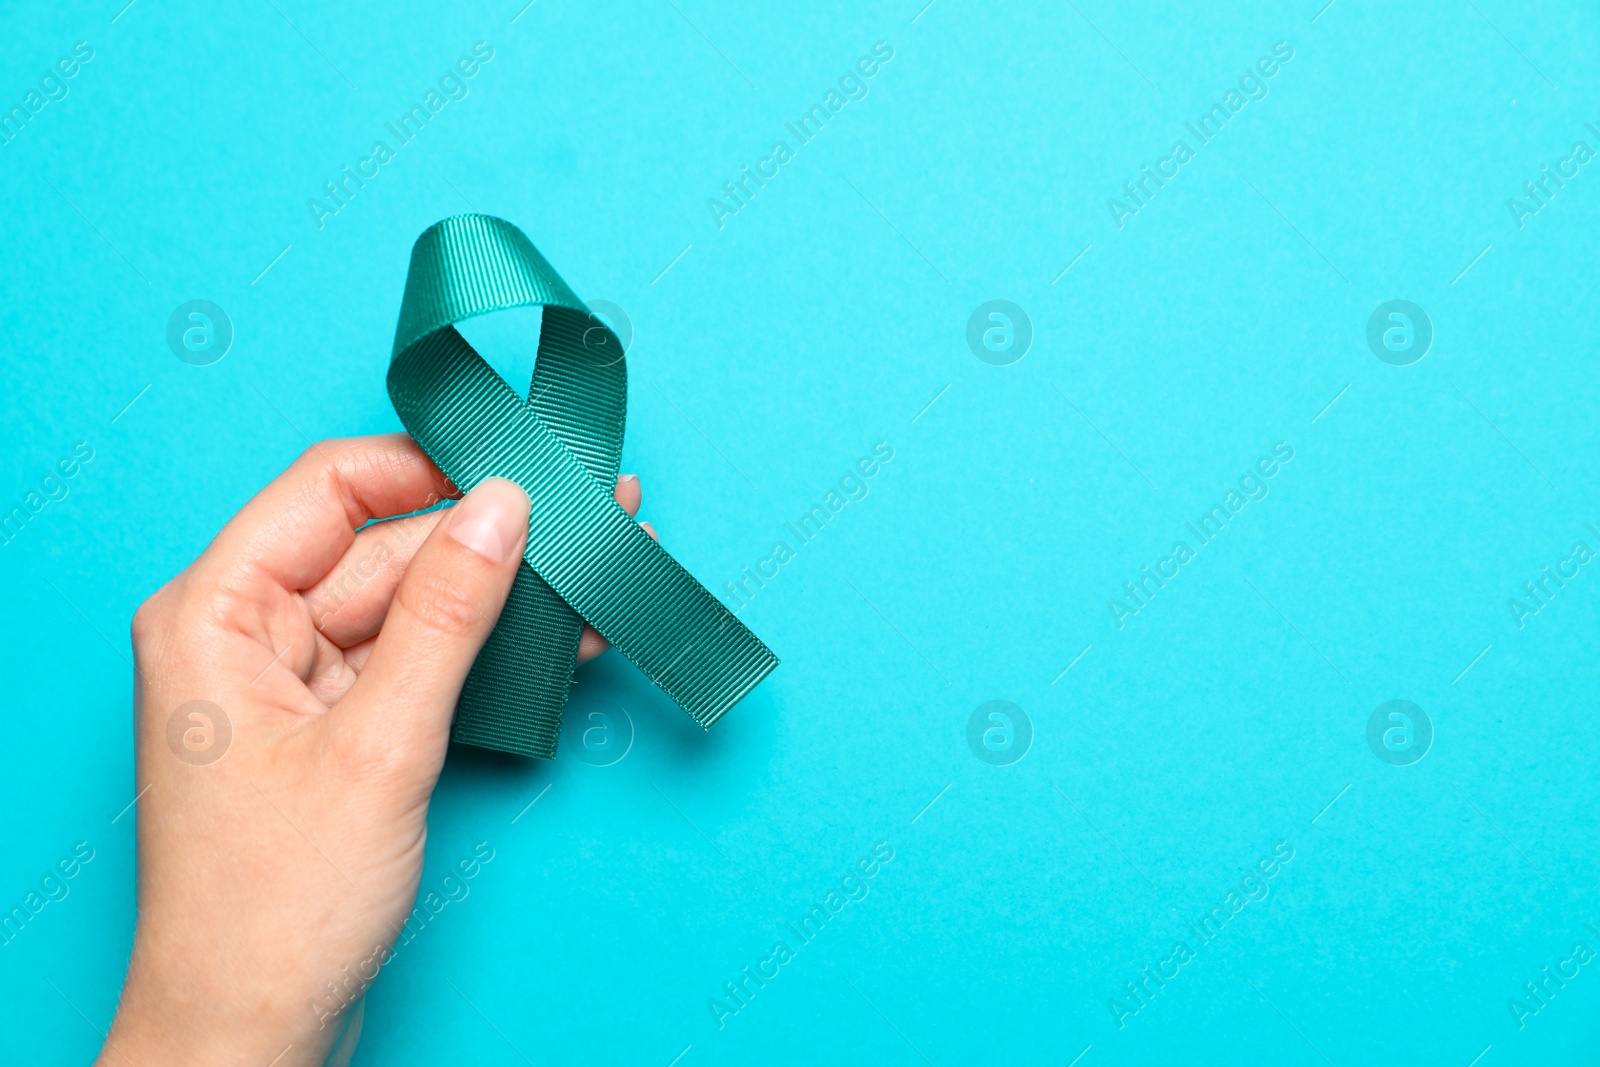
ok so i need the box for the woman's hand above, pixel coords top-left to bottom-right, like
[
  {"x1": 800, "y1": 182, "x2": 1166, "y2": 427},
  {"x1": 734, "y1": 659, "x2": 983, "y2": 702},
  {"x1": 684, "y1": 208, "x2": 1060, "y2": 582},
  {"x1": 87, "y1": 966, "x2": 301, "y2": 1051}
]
[{"x1": 99, "y1": 434, "x2": 647, "y2": 1066}]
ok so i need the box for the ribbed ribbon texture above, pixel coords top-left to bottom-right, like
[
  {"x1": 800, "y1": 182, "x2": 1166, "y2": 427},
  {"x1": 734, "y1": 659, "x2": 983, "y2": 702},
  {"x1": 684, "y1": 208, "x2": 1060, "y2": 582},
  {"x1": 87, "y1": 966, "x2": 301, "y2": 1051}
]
[{"x1": 387, "y1": 214, "x2": 778, "y2": 758}]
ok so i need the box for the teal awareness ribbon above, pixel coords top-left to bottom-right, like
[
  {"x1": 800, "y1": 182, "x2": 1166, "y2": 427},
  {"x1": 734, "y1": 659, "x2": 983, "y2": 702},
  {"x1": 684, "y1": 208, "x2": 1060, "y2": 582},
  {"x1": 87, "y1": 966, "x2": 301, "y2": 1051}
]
[{"x1": 387, "y1": 214, "x2": 778, "y2": 758}]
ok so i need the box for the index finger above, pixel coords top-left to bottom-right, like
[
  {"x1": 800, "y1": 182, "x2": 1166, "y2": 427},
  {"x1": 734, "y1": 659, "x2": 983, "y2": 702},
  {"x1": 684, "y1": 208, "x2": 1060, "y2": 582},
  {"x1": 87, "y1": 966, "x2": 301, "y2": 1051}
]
[{"x1": 207, "y1": 434, "x2": 458, "y2": 591}]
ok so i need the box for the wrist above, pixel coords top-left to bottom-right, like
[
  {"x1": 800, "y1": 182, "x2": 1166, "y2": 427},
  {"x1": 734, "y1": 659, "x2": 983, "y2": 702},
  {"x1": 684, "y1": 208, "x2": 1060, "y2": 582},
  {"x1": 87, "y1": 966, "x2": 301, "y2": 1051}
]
[{"x1": 100, "y1": 945, "x2": 347, "y2": 1067}]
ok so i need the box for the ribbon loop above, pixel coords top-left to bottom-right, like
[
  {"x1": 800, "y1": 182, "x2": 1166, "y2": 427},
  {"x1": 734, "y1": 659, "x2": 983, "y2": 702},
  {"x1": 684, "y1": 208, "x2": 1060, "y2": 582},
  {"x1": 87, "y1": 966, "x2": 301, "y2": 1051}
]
[{"x1": 388, "y1": 214, "x2": 777, "y2": 758}]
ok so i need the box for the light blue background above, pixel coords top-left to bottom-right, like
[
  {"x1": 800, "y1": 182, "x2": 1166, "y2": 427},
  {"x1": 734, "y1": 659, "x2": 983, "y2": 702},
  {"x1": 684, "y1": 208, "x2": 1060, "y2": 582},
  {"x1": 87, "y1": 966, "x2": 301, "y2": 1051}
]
[{"x1": 2, "y1": 0, "x2": 1598, "y2": 1063}]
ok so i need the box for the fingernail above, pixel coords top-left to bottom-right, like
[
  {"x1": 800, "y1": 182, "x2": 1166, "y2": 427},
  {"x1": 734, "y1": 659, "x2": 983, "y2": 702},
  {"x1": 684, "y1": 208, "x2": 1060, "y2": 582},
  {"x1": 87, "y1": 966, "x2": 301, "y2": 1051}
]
[
  {"x1": 618, "y1": 473, "x2": 639, "y2": 489},
  {"x1": 447, "y1": 478, "x2": 528, "y2": 564}
]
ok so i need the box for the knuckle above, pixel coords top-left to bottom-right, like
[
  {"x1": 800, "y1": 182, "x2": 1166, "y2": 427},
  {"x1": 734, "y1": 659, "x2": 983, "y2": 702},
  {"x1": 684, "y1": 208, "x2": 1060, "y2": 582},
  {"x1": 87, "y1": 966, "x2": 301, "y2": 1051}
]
[
  {"x1": 129, "y1": 592, "x2": 164, "y2": 645},
  {"x1": 300, "y1": 437, "x2": 348, "y2": 466},
  {"x1": 394, "y1": 569, "x2": 485, "y2": 637}
]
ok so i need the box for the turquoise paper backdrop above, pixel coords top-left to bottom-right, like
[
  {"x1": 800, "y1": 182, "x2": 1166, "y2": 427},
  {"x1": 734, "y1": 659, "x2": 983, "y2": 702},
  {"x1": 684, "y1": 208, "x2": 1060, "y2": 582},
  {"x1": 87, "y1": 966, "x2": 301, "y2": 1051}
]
[{"x1": 2, "y1": 1, "x2": 1598, "y2": 1063}]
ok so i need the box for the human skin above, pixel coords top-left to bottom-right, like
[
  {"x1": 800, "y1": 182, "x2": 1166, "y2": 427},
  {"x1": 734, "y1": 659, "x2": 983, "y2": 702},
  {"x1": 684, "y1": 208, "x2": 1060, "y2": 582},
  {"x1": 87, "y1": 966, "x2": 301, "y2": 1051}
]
[{"x1": 97, "y1": 434, "x2": 652, "y2": 1065}]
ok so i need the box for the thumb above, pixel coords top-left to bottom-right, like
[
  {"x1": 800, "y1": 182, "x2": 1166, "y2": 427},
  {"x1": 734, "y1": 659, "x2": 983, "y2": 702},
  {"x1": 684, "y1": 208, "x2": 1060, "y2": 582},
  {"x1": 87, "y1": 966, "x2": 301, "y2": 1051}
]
[{"x1": 341, "y1": 476, "x2": 529, "y2": 755}]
